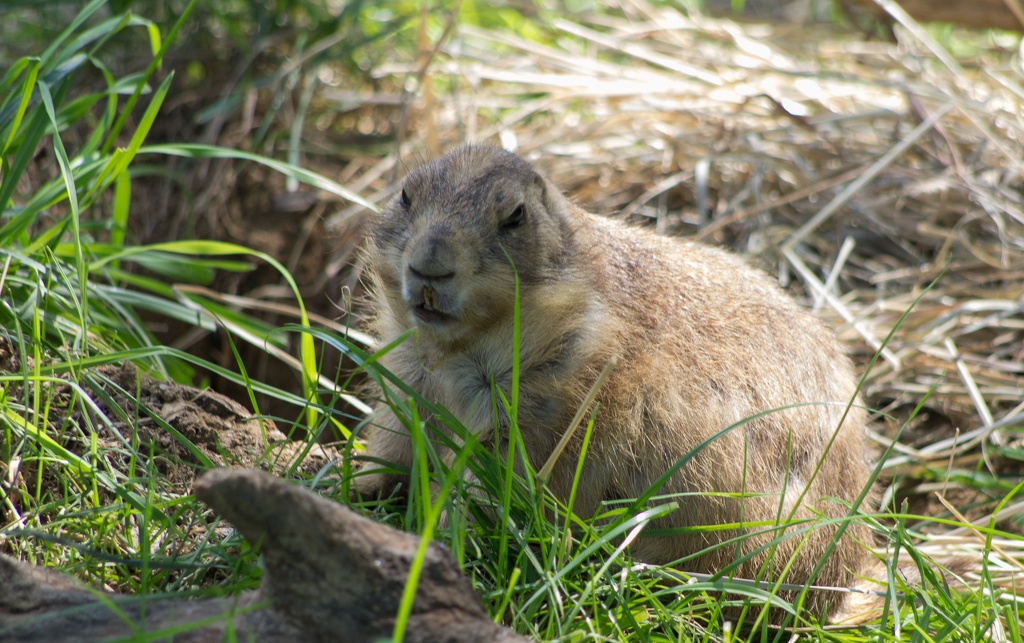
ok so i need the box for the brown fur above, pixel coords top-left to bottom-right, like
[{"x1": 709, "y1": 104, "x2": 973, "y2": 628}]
[{"x1": 355, "y1": 144, "x2": 876, "y2": 622}]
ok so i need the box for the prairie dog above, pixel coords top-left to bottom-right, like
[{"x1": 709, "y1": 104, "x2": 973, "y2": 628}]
[{"x1": 356, "y1": 144, "x2": 873, "y2": 620}]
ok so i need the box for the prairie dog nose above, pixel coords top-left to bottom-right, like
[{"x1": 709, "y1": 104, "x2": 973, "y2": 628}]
[{"x1": 407, "y1": 232, "x2": 456, "y2": 281}]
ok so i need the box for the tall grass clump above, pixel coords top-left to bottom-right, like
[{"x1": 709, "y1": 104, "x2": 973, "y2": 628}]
[
  {"x1": 0, "y1": 0, "x2": 242, "y2": 591},
  {"x1": 0, "y1": 0, "x2": 367, "y2": 602}
]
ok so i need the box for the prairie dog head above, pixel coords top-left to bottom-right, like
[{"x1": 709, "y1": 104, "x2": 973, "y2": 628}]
[{"x1": 368, "y1": 145, "x2": 575, "y2": 347}]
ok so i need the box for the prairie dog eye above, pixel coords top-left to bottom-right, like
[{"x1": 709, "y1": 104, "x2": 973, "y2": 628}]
[
  {"x1": 502, "y1": 204, "x2": 526, "y2": 229},
  {"x1": 399, "y1": 187, "x2": 411, "y2": 209}
]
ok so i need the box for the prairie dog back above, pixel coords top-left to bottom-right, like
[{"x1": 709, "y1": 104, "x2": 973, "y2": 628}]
[{"x1": 357, "y1": 144, "x2": 873, "y2": 619}]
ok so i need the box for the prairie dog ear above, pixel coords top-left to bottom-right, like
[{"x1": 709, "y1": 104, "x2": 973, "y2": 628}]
[
  {"x1": 536, "y1": 174, "x2": 577, "y2": 225},
  {"x1": 536, "y1": 175, "x2": 573, "y2": 219}
]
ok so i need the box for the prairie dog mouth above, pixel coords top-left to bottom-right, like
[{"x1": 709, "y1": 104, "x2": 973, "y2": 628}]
[
  {"x1": 413, "y1": 284, "x2": 452, "y2": 325},
  {"x1": 422, "y1": 285, "x2": 439, "y2": 311}
]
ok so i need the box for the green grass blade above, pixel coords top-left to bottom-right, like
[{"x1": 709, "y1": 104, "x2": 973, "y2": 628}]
[
  {"x1": 37, "y1": 80, "x2": 88, "y2": 340},
  {"x1": 99, "y1": 0, "x2": 196, "y2": 155},
  {"x1": 0, "y1": 57, "x2": 40, "y2": 155},
  {"x1": 2, "y1": 399, "x2": 95, "y2": 476},
  {"x1": 90, "y1": 240, "x2": 320, "y2": 430},
  {"x1": 0, "y1": 89, "x2": 64, "y2": 225},
  {"x1": 110, "y1": 170, "x2": 131, "y2": 271},
  {"x1": 139, "y1": 143, "x2": 379, "y2": 212},
  {"x1": 38, "y1": 0, "x2": 108, "y2": 71}
]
